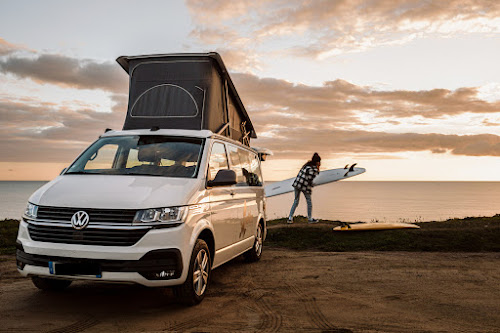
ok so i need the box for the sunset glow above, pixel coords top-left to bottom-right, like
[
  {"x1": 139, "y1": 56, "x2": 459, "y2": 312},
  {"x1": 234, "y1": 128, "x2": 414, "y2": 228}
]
[{"x1": 1, "y1": 0, "x2": 499, "y2": 181}]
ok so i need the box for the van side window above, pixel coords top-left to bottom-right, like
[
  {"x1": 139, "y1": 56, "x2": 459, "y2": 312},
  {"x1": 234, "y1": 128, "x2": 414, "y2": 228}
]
[
  {"x1": 208, "y1": 142, "x2": 229, "y2": 182},
  {"x1": 239, "y1": 149, "x2": 262, "y2": 186},
  {"x1": 227, "y1": 145, "x2": 245, "y2": 185}
]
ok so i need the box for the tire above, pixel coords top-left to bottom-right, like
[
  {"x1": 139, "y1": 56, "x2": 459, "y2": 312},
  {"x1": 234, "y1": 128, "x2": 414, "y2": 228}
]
[
  {"x1": 174, "y1": 239, "x2": 211, "y2": 306},
  {"x1": 31, "y1": 276, "x2": 72, "y2": 291},
  {"x1": 244, "y1": 222, "x2": 264, "y2": 262}
]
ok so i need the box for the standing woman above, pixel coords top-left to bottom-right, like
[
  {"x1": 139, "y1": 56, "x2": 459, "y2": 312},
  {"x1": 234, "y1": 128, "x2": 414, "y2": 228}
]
[{"x1": 288, "y1": 153, "x2": 321, "y2": 224}]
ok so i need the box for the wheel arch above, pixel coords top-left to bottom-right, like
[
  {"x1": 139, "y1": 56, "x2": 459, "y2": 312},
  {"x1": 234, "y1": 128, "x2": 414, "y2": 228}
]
[
  {"x1": 196, "y1": 228, "x2": 215, "y2": 264},
  {"x1": 257, "y1": 215, "x2": 267, "y2": 240}
]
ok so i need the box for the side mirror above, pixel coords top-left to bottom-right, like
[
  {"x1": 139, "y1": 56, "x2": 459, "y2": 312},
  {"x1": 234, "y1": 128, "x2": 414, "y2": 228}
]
[
  {"x1": 207, "y1": 169, "x2": 237, "y2": 187},
  {"x1": 60, "y1": 168, "x2": 67, "y2": 175},
  {"x1": 252, "y1": 147, "x2": 273, "y2": 161}
]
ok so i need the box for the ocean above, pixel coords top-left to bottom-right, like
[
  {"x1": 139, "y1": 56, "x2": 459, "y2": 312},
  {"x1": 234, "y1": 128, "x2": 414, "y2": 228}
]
[{"x1": 1, "y1": 181, "x2": 500, "y2": 222}]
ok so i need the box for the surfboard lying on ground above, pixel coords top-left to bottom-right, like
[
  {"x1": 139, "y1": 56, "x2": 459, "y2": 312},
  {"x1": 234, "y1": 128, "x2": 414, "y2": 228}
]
[
  {"x1": 332, "y1": 222, "x2": 420, "y2": 231},
  {"x1": 264, "y1": 164, "x2": 366, "y2": 198}
]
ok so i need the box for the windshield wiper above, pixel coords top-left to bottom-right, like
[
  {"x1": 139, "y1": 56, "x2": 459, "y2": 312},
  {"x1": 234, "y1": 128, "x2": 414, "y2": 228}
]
[{"x1": 125, "y1": 172, "x2": 162, "y2": 177}]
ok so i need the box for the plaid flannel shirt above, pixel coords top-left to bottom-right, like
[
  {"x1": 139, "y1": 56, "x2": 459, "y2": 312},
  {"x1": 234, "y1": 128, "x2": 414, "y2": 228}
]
[{"x1": 292, "y1": 165, "x2": 319, "y2": 194}]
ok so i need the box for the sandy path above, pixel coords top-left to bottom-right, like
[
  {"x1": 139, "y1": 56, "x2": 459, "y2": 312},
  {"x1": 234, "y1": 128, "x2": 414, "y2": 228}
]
[{"x1": 0, "y1": 250, "x2": 499, "y2": 332}]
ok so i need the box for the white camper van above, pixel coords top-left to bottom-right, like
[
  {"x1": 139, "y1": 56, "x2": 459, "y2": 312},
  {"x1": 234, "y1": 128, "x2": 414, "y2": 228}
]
[{"x1": 16, "y1": 53, "x2": 267, "y2": 305}]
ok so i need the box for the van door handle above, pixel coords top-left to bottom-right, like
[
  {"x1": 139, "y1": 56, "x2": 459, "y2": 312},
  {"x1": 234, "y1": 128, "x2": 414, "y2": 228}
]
[{"x1": 230, "y1": 191, "x2": 235, "y2": 196}]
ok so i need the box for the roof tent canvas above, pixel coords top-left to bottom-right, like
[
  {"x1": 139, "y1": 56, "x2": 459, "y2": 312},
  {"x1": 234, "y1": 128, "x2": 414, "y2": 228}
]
[{"x1": 116, "y1": 53, "x2": 256, "y2": 145}]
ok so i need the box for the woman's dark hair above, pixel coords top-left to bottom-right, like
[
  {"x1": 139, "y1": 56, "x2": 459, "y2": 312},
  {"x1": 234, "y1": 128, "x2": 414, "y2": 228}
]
[{"x1": 302, "y1": 152, "x2": 321, "y2": 168}]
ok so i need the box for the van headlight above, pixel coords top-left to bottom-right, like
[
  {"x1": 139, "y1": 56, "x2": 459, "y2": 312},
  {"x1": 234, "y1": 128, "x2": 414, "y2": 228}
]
[
  {"x1": 133, "y1": 207, "x2": 186, "y2": 224},
  {"x1": 25, "y1": 203, "x2": 38, "y2": 219}
]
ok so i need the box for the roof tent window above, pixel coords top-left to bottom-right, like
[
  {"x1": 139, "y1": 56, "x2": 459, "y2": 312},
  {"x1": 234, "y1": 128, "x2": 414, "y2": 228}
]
[{"x1": 131, "y1": 84, "x2": 203, "y2": 118}]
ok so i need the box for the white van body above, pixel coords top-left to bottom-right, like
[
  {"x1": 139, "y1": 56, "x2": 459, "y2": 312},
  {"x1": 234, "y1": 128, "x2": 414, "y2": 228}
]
[{"x1": 16, "y1": 128, "x2": 266, "y2": 301}]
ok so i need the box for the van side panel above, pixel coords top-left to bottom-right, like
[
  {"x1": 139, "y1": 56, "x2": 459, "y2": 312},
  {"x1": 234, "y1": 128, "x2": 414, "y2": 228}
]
[{"x1": 212, "y1": 236, "x2": 254, "y2": 269}]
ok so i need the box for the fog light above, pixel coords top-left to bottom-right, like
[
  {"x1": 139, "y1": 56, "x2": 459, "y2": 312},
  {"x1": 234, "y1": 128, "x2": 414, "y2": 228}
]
[
  {"x1": 155, "y1": 270, "x2": 175, "y2": 279},
  {"x1": 16, "y1": 260, "x2": 25, "y2": 270}
]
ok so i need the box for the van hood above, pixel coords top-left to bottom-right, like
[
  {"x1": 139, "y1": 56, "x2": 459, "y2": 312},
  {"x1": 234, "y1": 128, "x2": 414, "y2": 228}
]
[{"x1": 29, "y1": 175, "x2": 204, "y2": 209}]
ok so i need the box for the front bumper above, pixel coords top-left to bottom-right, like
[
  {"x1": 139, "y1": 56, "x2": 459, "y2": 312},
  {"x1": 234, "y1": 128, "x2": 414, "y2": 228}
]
[
  {"x1": 16, "y1": 220, "x2": 193, "y2": 287},
  {"x1": 17, "y1": 248, "x2": 182, "y2": 282}
]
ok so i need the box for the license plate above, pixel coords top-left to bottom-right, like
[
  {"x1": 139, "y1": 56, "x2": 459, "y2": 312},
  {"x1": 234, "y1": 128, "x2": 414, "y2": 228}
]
[{"x1": 49, "y1": 261, "x2": 102, "y2": 278}]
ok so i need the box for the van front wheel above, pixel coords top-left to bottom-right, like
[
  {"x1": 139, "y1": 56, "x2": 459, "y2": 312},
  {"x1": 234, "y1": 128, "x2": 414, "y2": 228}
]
[
  {"x1": 174, "y1": 239, "x2": 211, "y2": 306},
  {"x1": 244, "y1": 223, "x2": 263, "y2": 262}
]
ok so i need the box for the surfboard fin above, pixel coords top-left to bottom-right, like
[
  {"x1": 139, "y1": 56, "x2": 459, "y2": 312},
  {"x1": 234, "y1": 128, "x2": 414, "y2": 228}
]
[
  {"x1": 344, "y1": 163, "x2": 357, "y2": 176},
  {"x1": 344, "y1": 164, "x2": 349, "y2": 169}
]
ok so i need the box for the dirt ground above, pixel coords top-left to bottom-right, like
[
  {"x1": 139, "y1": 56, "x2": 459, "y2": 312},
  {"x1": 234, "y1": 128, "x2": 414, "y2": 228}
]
[{"x1": 0, "y1": 249, "x2": 499, "y2": 333}]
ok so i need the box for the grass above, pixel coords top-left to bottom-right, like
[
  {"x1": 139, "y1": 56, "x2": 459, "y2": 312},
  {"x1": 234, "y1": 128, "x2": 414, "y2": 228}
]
[
  {"x1": 0, "y1": 219, "x2": 19, "y2": 255},
  {"x1": 266, "y1": 215, "x2": 500, "y2": 252},
  {"x1": 1, "y1": 215, "x2": 500, "y2": 255}
]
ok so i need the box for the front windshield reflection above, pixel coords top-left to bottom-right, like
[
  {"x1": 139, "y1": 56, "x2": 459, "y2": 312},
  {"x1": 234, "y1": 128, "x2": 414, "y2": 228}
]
[{"x1": 66, "y1": 136, "x2": 204, "y2": 178}]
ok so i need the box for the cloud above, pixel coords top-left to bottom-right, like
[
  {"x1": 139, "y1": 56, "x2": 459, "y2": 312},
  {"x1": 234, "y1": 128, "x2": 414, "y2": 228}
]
[
  {"x1": 347, "y1": 154, "x2": 405, "y2": 160},
  {"x1": 253, "y1": 127, "x2": 500, "y2": 159},
  {"x1": 232, "y1": 73, "x2": 500, "y2": 123},
  {"x1": 188, "y1": 29, "x2": 261, "y2": 72},
  {"x1": 214, "y1": 48, "x2": 261, "y2": 72},
  {"x1": 0, "y1": 53, "x2": 128, "y2": 93},
  {"x1": 482, "y1": 118, "x2": 500, "y2": 127},
  {"x1": 187, "y1": 0, "x2": 500, "y2": 58},
  {"x1": 190, "y1": 27, "x2": 240, "y2": 45},
  {"x1": 227, "y1": 73, "x2": 500, "y2": 159},
  {"x1": 0, "y1": 37, "x2": 28, "y2": 56},
  {"x1": 0, "y1": 95, "x2": 127, "y2": 162},
  {"x1": 186, "y1": 1, "x2": 259, "y2": 22}
]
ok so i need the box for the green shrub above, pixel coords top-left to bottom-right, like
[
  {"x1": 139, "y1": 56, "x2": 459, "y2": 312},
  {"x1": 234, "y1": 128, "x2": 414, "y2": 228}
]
[{"x1": 0, "y1": 219, "x2": 20, "y2": 255}]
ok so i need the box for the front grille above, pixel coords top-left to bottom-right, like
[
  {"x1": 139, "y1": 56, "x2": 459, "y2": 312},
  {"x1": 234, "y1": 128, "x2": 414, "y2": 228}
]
[
  {"x1": 28, "y1": 224, "x2": 148, "y2": 246},
  {"x1": 37, "y1": 206, "x2": 137, "y2": 224}
]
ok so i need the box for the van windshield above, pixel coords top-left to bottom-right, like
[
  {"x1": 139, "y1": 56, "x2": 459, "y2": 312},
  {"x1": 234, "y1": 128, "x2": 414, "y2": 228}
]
[{"x1": 66, "y1": 135, "x2": 204, "y2": 178}]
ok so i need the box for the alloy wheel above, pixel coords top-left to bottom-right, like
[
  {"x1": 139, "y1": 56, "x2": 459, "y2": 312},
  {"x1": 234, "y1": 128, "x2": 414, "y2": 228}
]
[
  {"x1": 193, "y1": 249, "x2": 209, "y2": 296},
  {"x1": 255, "y1": 224, "x2": 263, "y2": 256}
]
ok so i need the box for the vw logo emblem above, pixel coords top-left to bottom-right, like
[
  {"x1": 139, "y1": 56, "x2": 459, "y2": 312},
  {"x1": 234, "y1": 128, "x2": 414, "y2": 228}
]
[{"x1": 71, "y1": 211, "x2": 90, "y2": 230}]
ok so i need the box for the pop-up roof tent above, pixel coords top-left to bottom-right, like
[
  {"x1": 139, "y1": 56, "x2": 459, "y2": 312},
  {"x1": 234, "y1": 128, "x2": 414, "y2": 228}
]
[{"x1": 116, "y1": 53, "x2": 256, "y2": 146}]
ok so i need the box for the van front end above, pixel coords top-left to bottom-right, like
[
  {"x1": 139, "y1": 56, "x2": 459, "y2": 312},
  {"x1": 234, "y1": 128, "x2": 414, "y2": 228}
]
[{"x1": 16, "y1": 201, "x2": 211, "y2": 287}]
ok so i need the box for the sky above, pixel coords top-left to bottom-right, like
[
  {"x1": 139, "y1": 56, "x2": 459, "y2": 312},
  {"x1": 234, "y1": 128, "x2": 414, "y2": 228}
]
[{"x1": 0, "y1": 0, "x2": 499, "y2": 181}]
